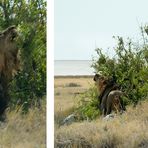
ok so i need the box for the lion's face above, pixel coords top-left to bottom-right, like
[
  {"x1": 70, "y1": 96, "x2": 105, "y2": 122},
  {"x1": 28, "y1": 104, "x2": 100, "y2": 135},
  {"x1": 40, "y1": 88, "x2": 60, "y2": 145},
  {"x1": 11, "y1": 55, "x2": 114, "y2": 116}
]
[
  {"x1": 94, "y1": 74, "x2": 108, "y2": 94},
  {"x1": 0, "y1": 26, "x2": 19, "y2": 53},
  {"x1": 0, "y1": 26, "x2": 20, "y2": 79}
]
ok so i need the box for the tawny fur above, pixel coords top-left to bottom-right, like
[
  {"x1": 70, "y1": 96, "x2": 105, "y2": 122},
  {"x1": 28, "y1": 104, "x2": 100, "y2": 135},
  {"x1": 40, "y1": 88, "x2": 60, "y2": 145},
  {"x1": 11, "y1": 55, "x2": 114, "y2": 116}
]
[
  {"x1": 0, "y1": 26, "x2": 20, "y2": 117},
  {"x1": 106, "y1": 90, "x2": 123, "y2": 115},
  {"x1": 0, "y1": 26, "x2": 20, "y2": 80},
  {"x1": 94, "y1": 74, "x2": 108, "y2": 96},
  {"x1": 94, "y1": 74, "x2": 124, "y2": 116}
]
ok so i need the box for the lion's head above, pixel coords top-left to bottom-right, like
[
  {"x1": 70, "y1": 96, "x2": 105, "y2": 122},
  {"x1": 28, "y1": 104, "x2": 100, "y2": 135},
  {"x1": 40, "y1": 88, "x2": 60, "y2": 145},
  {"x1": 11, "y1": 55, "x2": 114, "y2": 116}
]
[
  {"x1": 0, "y1": 26, "x2": 20, "y2": 80},
  {"x1": 93, "y1": 74, "x2": 108, "y2": 95}
]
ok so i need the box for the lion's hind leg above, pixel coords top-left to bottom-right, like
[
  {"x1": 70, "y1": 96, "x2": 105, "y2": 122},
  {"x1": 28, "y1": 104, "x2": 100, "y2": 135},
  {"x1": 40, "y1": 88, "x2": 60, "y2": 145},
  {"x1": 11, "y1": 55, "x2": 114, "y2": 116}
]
[
  {"x1": 112, "y1": 95, "x2": 121, "y2": 113},
  {"x1": 106, "y1": 90, "x2": 123, "y2": 115}
]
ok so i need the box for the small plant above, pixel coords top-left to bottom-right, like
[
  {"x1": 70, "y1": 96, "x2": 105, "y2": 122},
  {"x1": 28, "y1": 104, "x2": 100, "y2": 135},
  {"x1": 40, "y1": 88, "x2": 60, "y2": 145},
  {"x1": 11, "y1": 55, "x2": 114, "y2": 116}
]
[
  {"x1": 65, "y1": 83, "x2": 81, "y2": 87},
  {"x1": 55, "y1": 92, "x2": 60, "y2": 96},
  {"x1": 76, "y1": 86, "x2": 100, "y2": 120}
]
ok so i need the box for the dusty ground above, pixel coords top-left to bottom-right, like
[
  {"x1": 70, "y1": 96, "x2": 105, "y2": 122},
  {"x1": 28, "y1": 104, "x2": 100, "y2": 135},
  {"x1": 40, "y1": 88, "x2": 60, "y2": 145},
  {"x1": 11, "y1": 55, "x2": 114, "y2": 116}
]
[{"x1": 54, "y1": 76, "x2": 93, "y2": 125}]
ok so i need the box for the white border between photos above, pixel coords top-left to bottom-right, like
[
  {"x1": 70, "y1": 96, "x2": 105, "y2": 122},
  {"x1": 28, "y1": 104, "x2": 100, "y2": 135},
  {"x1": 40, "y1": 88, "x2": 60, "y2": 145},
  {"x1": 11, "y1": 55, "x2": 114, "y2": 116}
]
[{"x1": 47, "y1": 0, "x2": 54, "y2": 147}]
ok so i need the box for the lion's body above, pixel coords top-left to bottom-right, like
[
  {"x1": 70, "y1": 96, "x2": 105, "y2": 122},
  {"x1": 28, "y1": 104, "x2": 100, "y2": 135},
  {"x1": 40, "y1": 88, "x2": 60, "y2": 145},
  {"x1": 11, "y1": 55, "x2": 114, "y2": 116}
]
[
  {"x1": 94, "y1": 74, "x2": 124, "y2": 116},
  {"x1": 0, "y1": 26, "x2": 20, "y2": 117},
  {"x1": 106, "y1": 90, "x2": 123, "y2": 115}
]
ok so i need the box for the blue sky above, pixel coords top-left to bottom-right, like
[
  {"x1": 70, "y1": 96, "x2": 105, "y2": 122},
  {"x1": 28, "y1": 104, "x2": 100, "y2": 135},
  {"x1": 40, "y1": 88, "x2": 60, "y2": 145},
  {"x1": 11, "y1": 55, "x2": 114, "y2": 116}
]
[{"x1": 54, "y1": 0, "x2": 148, "y2": 60}]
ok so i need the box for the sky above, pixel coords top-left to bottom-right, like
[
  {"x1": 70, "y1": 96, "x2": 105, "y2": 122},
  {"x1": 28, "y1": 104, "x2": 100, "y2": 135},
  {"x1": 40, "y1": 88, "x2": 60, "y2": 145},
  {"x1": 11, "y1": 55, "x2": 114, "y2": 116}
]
[{"x1": 54, "y1": 0, "x2": 148, "y2": 60}]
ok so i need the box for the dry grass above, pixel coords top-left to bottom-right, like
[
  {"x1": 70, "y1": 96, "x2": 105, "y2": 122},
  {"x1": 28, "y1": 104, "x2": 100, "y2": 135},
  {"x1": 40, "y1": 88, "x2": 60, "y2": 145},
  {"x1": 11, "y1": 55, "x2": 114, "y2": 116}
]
[
  {"x1": 55, "y1": 76, "x2": 148, "y2": 148},
  {"x1": 54, "y1": 76, "x2": 93, "y2": 125},
  {"x1": 0, "y1": 102, "x2": 46, "y2": 148},
  {"x1": 55, "y1": 102, "x2": 148, "y2": 148}
]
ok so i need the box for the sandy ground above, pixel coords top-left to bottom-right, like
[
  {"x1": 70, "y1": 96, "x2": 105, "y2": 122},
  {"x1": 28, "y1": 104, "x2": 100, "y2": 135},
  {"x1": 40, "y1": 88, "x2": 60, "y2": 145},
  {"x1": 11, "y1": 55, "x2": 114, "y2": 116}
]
[{"x1": 54, "y1": 76, "x2": 94, "y2": 124}]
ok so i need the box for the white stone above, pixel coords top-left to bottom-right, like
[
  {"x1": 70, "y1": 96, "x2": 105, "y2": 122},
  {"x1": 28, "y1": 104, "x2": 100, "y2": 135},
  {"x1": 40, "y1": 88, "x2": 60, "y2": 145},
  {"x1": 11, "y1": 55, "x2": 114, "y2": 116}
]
[{"x1": 61, "y1": 114, "x2": 76, "y2": 126}]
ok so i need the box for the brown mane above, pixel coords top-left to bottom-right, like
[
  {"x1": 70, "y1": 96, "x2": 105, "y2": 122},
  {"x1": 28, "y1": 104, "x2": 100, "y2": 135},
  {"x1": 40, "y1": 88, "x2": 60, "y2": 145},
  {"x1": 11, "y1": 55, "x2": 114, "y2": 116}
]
[
  {"x1": 0, "y1": 26, "x2": 20, "y2": 117},
  {"x1": 0, "y1": 26, "x2": 20, "y2": 81},
  {"x1": 94, "y1": 74, "x2": 124, "y2": 116},
  {"x1": 94, "y1": 74, "x2": 109, "y2": 97}
]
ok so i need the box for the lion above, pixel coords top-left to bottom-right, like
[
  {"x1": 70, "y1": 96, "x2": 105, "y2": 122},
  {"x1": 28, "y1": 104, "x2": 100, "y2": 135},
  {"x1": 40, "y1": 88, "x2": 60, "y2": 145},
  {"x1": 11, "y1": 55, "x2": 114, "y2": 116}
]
[
  {"x1": 93, "y1": 74, "x2": 109, "y2": 106},
  {"x1": 93, "y1": 74, "x2": 108, "y2": 95},
  {"x1": 0, "y1": 26, "x2": 20, "y2": 79},
  {"x1": 93, "y1": 74, "x2": 124, "y2": 116},
  {"x1": 106, "y1": 90, "x2": 124, "y2": 115},
  {"x1": 0, "y1": 26, "x2": 20, "y2": 117}
]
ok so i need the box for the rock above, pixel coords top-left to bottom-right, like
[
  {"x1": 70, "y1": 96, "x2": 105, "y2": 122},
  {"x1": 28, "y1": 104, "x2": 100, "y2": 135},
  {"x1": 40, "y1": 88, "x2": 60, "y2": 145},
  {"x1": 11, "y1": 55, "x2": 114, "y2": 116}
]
[
  {"x1": 61, "y1": 114, "x2": 76, "y2": 126},
  {"x1": 103, "y1": 114, "x2": 114, "y2": 121}
]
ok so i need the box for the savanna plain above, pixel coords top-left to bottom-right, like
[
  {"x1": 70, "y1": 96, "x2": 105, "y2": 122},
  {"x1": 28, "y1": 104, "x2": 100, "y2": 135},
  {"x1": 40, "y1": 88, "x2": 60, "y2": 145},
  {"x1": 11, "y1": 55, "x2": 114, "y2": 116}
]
[{"x1": 55, "y1": 76, "x2": 148, "y2": 148}]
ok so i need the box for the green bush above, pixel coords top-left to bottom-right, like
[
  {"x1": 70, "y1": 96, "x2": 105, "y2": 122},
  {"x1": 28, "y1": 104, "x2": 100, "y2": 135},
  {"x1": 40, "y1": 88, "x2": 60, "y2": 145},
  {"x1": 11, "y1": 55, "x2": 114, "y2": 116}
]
[
  {"x1": 76, "y1": 86, "x2": 100, "y2": 120},
  {"x1": 0, "y1": 0, "x2": 46, "y2": 112},
  {"x1": 92, "y1": 36, "x2": 148, "y2": 105},
  {"x1": 76, "y1": 26, "x2": 148, "y2": 120}
]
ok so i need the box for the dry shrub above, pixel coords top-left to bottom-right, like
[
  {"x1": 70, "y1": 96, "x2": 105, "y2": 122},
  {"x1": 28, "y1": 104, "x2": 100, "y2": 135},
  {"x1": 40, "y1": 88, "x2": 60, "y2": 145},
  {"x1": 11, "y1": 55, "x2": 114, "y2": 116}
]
[
  {"x1": 55, "y1": 101, "x2": 148, "y2": 148},
  {"x1": 55, "y1": 107, "x2": 75, "y2": 125},
  {"x1": 65, "y1": 82, "x2": 81, "y2": 87},
  {"x1": 0, "y1": 102, "x2": 46, "y2": 147}
]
